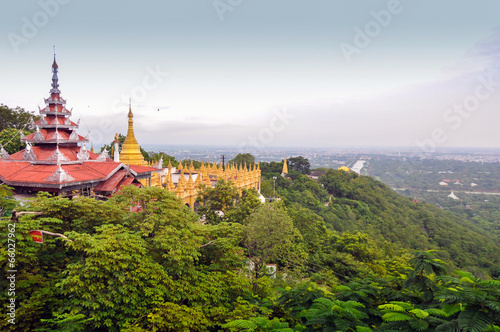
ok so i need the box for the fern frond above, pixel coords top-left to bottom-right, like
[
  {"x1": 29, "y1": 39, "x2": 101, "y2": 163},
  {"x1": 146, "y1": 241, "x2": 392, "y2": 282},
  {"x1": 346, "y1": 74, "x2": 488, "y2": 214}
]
[
  {"x1": 382, "y1": 312, "x2": 412, "y2": 322},
  {"x1": 425, "y1": 308, "x2": 449, "y2": 317},
  {"x1": 379, "y1": 303, "x2": 406, "y2": 312},
  {"x1": 409, "y1": 308, "x2": 429, "y2": 319},
  {"x1": 454, "y1": 270, "x2": 476, "y2": 282},
  {"x1": 478, "y1": 279, "x2": 500, "y2": 288},
  {"x1": 485, "y1": 300, "x2": 500, "y2": 312},
  {"x1": 409, "y1": 319, "x2": 429, "y2": 331},
  {"x1": 459, "y1": 277, "x2": 476, "y2": 285},
  {"x1": 388, "y1": 301, "x2": 413, "y2": 310},
  {"x1": 441, "y1": 304, "x2": 462, "y2": 316},
  {"x1": 458, "y1": 309, "x2": 490, "y2": 332},
  {"x1": 463, "y1": 288, "x2": 487, "y2": 302}
]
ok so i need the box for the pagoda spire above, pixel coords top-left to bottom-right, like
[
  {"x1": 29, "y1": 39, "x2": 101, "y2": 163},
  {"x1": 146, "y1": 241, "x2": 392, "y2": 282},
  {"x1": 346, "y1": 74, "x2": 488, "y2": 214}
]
[
  {"x1": 119, "y1": 101, "x2": 146, "y2": 166},
  {"x1": 126, "y1": 100, "x2": 138, "y2": 144},
  {"x1": 50, "y1": 51, "x2": 60, "y2": 95},
  {"x1": 282, "y1": 158, "x2": 288, "y2": 176}
]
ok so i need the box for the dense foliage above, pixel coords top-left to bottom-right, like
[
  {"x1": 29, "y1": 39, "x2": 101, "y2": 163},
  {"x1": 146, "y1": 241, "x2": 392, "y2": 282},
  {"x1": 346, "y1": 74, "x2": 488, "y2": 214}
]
[
  {"x1": 259, "y1": 162, "x2": 500, "y2": 277},
  {"x1": 0, "y1": 104, "x2": 39, "y2": 132},
  {"x1": 0, "y1": 155, "x2": 499, "y2": 331}
]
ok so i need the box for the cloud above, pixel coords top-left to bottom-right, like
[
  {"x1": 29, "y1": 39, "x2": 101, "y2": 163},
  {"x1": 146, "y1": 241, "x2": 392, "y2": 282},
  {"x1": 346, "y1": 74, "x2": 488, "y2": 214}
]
[{"x1": 445, "y1": 26, "x2": 500, "y2": 77}]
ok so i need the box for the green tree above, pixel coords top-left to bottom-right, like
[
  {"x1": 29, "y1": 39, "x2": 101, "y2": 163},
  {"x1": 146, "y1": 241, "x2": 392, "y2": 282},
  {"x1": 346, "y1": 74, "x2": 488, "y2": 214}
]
[
  {"x1": 435, "y1": 270, "x2": 500, "y2": 332},
  {"x1": 196, "y1": 180, "x2": 261, "y2": 224},
  {"x1": 0, "y1": 185, "x2": 15, "y2": 217},
  {"x1": 196, "y1": 180, "x2": 240, "y2": 224},
  {"x1": 277, "y1": 282, "x2": 327, "y2": 326},
  {"x1": 222, "y1": 316, "x2": 294, "y2": 332},
  {"x1": 0, "y1": 186, "x2": 260, "y2": 331},
  {"x1": 404, "y1": 250, "x2": 447, "y2": 303},
  {"x1": 243, "y1": 203, "x2": 304, "y2": 292},
  {"x1": 260, "y1": 161, "x2": 284, "y2": 174},
  {"x1": 378, "y1": 301, "x2": 448, "y2": 331},
  {"x1": 146, "y1": 151, "x2": 179, "y2": 167},
  {"x1": 0, "y1": 104, "x2": 39, "y2": 132},
  {"x1": 0, "y1": 128, "x2": 31, "y2": 154},
  {"x1": 287, "y1": 156, "x2": 311, "y2": 175},
  {"x1": 319, "y1": 169, "x2": 358, "y2": 198},
  {"x1": 300, "y1": 297, "x2": 370, "y2": 331},
  {"x1": 229, "y1": 153, "x2": 256, "y2": 167},
  {"x1": 60, "y1": 223, "x2": 172, "y2": 330}
]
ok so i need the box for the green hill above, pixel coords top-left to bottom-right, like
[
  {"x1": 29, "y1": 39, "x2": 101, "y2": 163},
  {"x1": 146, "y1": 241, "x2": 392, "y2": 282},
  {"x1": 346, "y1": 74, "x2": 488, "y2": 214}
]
[{"x1": 261, "y1": 167, "x2": 500, "y2": 277}]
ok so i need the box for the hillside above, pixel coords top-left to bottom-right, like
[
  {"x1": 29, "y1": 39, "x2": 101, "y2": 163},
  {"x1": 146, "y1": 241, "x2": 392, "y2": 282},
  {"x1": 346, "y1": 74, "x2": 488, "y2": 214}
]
[
  {"x1": 1, "y1": 177, "x2": 500, "y2": 330},
  {"x1": 260, "y1": 166, "x2": 500, "y2": 277}
]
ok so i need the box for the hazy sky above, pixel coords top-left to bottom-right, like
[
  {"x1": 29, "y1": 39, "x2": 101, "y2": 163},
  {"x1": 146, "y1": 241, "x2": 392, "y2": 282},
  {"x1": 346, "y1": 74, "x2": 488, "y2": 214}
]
[{"x1": 1, "y1": 0, "x2": 499, "y2": 152}]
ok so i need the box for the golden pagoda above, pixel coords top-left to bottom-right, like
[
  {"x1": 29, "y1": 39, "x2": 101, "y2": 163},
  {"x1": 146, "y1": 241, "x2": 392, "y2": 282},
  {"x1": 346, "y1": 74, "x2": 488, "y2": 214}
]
[
  {"x1": 119, "y1": 103, "x2": 147, "y2": 166},
  {"x1": 338, "y1": 165, "x2": 351, "y2": 172},
  {"x1": 115, "y1": 108, "x2": 262, "y2": 209},
  {"x1": 281, "y1": 158, "x2": 288, "y2": 176}
]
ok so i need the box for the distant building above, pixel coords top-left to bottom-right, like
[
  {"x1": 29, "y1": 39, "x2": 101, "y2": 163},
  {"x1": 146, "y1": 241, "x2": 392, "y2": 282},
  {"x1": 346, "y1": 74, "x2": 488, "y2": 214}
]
[{"x1": 308, "y1": 170, "x2": 325, "y2": 181}]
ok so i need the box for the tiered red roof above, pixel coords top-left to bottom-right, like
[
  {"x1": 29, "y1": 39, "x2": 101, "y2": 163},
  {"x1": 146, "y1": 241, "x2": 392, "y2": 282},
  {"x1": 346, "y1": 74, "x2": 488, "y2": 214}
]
[{"x1": 0, "y1": 56, "x2": 156, "y2": 196}]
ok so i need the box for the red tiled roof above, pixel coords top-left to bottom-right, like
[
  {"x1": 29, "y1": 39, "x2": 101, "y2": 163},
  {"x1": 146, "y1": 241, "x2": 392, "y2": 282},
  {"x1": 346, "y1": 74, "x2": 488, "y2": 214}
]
[
  {"x1": 117, "y1": 177, "x2": 135, "y2": 191},
  {"x1": 10, "y1": 145, "x2": 99, "y2": 162},
  {"x1": 25, "y1": 128, "x2": 85, "y2": 142},
  {"x1": 0, "y1": 161, "x2": 123, "y2": 187},
  {"x1": 41, "y1": 105, "x2": 70, "y2": 113},
  {"x1": 0, "y1": 162, "x2": 30, "y2": 179},
  {"x1": 129, "y1": 165, "x2": 157, "y2": 174},
  {"x1": 94, "y1": 170, "x2": 127, "y2": 193},
  {"x1": 35, "y1": 117, "x2": 76, "y2": 126}
]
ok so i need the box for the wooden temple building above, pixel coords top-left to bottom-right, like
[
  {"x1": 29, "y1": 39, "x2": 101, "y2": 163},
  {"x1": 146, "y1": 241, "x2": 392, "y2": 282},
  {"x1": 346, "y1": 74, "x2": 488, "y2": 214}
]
[{"x1": 0, "y1": 57, "x2": 156, "y2": 198}]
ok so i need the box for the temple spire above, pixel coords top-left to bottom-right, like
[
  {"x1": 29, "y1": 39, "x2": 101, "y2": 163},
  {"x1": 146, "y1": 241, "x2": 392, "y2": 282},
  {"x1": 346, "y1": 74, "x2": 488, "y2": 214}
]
[
  {"x1": 50, "y1": 49, "x2": 60, "y2": 94},
  {"x1": 126, "y1": 101, "x2": 137, "y2": 142},
  {"x1": 119, "y1": 101, "x2": 146, "y2": 166},
  {"x1": 281, "y1": 158, "x2": 288, "y2": 177}
]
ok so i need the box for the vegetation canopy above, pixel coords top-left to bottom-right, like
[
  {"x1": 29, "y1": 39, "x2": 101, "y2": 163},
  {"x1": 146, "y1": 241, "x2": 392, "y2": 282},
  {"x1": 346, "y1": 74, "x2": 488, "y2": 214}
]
[{"x1": 0, "y1": 155, "x2": 499, "y2": 331}]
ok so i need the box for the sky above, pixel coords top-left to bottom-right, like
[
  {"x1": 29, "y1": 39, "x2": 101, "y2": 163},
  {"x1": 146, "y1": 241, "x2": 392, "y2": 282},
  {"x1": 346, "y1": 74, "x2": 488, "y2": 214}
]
[{"x1": 1, "y1": 0, "x2": 500, "y2": 152}]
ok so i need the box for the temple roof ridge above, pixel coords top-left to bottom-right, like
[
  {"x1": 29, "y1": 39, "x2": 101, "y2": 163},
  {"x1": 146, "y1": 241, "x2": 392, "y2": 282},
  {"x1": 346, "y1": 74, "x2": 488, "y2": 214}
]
[
  {"x1": 45, "y1": 165, "x2": 75, "y2": 183},
  {"x1": 0, "y1": 144, "x2": 12, "y2": 161}
]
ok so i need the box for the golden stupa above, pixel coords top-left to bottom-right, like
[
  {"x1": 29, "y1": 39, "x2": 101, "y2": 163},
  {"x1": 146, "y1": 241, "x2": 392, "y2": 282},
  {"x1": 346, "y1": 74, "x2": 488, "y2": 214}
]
[
  {"x1": 117, "y1": 106, "x2": 262, "y2": 209},
  {"x1": 282, "y1": 158, "x2": 288, "y2": 175},
  {"x1": 119, "y1": 104, "x2": 147, "y2": 166}
]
